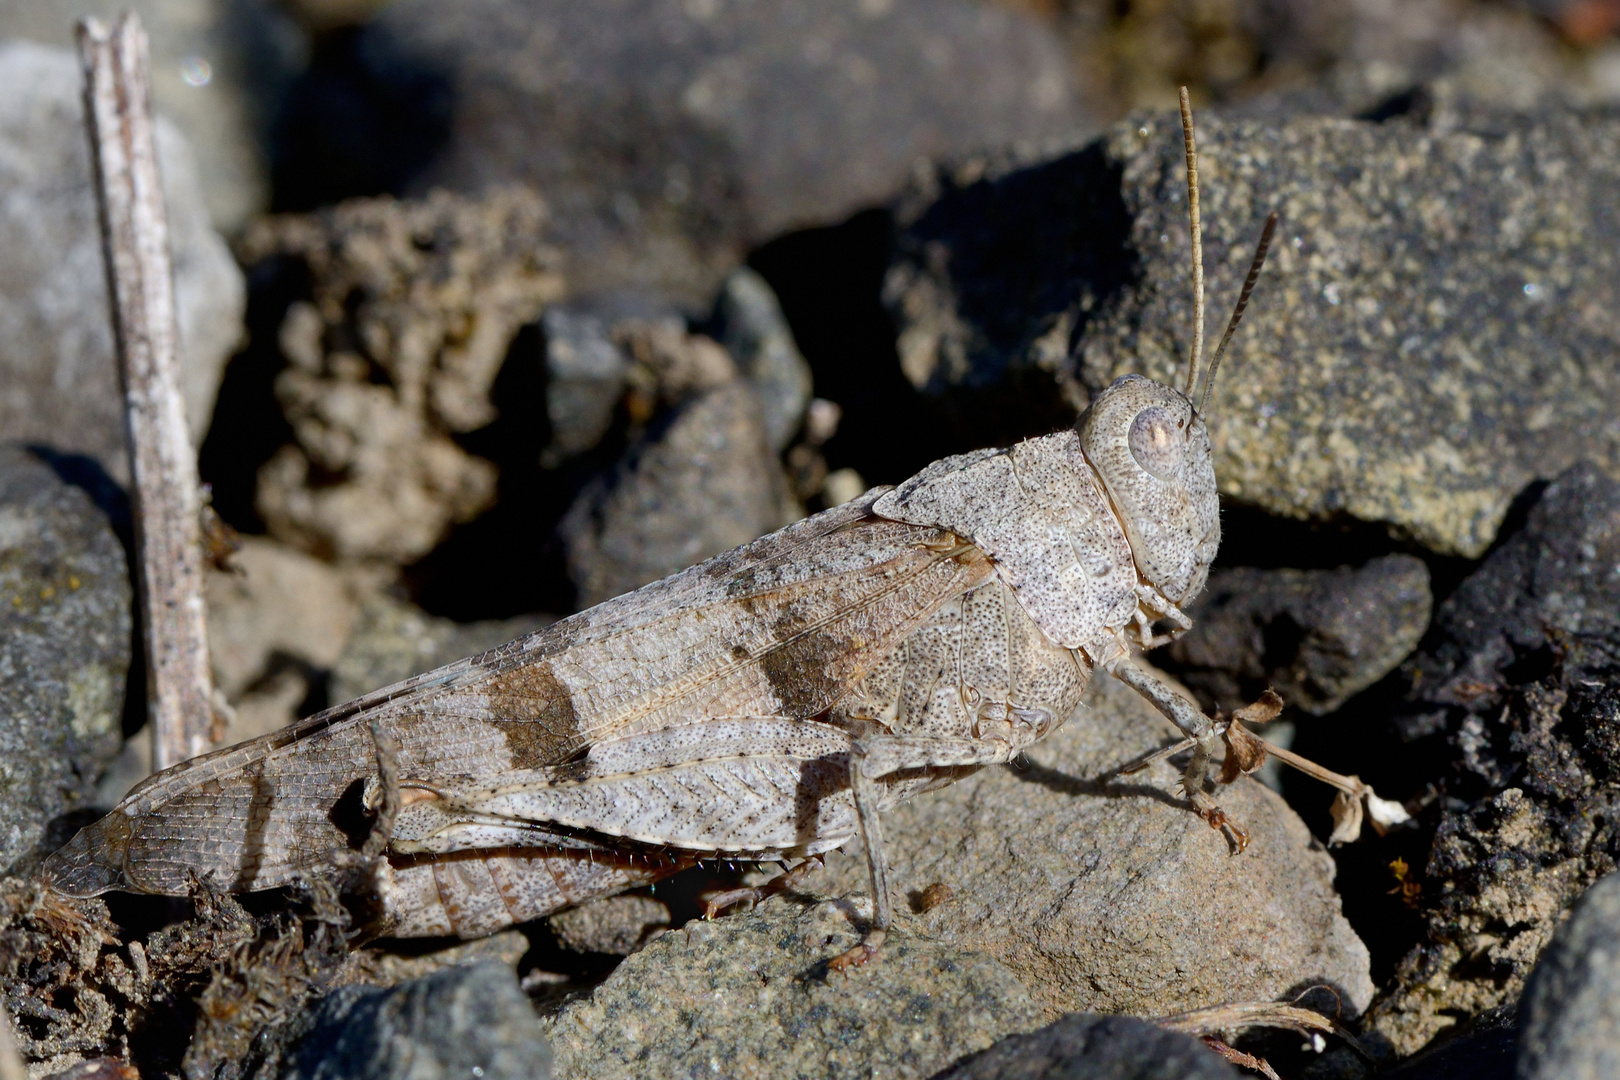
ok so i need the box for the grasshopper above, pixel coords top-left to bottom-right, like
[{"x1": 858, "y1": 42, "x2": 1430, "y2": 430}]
[{"x1": 45, "y1": 93, "x2": 1396, "y2": 967}]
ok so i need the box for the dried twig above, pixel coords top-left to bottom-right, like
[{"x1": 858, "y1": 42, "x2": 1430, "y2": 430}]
[
  {"x1": 77, "y1": 12, "x2": 215, "y2": 770},
  {"x1": 1158, "y1": 999, "x2": 1375, "y2": 1071}
]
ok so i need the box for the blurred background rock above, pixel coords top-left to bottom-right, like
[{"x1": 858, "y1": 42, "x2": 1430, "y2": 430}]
[{"x1": 4, "y1": 1, "x2": 1620, "y2": 1076}]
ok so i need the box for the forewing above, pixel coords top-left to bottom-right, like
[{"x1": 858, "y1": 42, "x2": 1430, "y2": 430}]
[{"x1": 46, "y1": 493, "x2": 992, "y2": 896}]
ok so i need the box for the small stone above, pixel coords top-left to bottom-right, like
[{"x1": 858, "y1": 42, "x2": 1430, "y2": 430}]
[
  {"x1": 548, "y1": 894, "x2": 670, "y2": 956},
  {"x1": 562, "y1": 378, "x2": 798, "y2": 607},
  {"x1": 542, "y1": 307, "x2": 630, "y2": 464},
  {"x1": 542, "y1": 897, "x2": 1042, "y2": 1080},
  {"x1": 714, "y1": 267, "x2": 813, "y2": 452},
  {"x1": 1515, "y1": 872, "x2": 1620, "y2": 1080},
  {"x1": 0, "y1": 41, "x2": 245, "y2": 484},
  {"x1": 815, "y1": 670, "x2": 1375, "y2": 1020},
  {"x1": 281, "y1": 960, "x2": 554, "y2": 1080},
  {"x1": 934, "y1": 1013, "x2": 1241, "y2": 1080},
  {"x1": 1167, "y1": 555, "x2": 1432, "y2": 715},
  {"x1": 0, "y1": 447, "x2": 130, "y2": 872}
]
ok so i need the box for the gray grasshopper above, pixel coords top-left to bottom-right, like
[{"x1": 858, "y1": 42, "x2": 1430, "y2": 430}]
[{"x1": 45, "y1": 94, "x2": 1398, "y2": 967}]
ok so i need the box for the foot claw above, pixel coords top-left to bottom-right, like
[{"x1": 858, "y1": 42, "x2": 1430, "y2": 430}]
[
  {"x1": 827, "y1": 928, "x2": 887, "y2": 975},
  {"x1": 702, "y1": 887, "x2": 762, "y2": 920},
  {"x1": 1203, "y1": 807, "x2": 1250, "y2": 853}
]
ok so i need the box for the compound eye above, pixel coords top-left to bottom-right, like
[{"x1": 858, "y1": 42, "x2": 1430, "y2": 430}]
[{"x1": 1128, "y1": 406, "x2": 1183, "y2": 480}]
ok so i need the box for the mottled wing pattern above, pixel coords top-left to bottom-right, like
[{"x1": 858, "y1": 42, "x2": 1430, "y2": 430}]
[{"x1": 45, "y1": 493, "x2": 993, "y2": 897}]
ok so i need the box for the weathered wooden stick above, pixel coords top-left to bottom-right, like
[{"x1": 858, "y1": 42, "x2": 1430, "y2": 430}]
[{"x1": 77, "y1": 12, "x2": 215, "y2": 770}]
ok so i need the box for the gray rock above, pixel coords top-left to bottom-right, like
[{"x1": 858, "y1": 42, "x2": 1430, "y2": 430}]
[
  {"x1": 1166, "y1": 555, "x2": 1432, "y2": 715},
  {"x1": 281, "y1": 960, "x2": 554, "y2": 1080},
  {"x1": 887, "y1": 106, "x2": 1620, "y2": 558},
  {"x1": 814, "y1": 670, "x2": 1375, "y2": 1020},
  {"x1": 1398, "y1": 462, "x2": 1620, "y2": 734},
  {"x1": 0, "y1": 41, "x2": 246, "y2": 484},
  {"x1": 0, "y1": 446, "x2": 130, "y2": 871},
  {"x1": 547, "y1": 894, "x2": 670, "y2": 957},
  {"x1": 562, "y1": 379, "x2": 798, "y2": 607},
  {"x1": 934, "y1": 1013, "x2": 1241, "y2": 1080},
  {"x1": 714, "y1": 267, "x2": 813, "y2": 452},
  {"x1": 1515, "y1": 872, "x2": 1620, "y2": 1080},
  {"x1": 328, "y1": 592, "x2": 551, "y2": 706},
  {"x1": 1366, "y1": 466, "x2": 1620, "y2": 1056},
  {"x1": 541, "y1": 307, "x2": 629, "y2": 465},
  {"x1": 542, "y1": 897, "x2": 1043, "y2": 1080},
  {"x1": 0, "y1": 0, "x2": 305, "y2": 233},
  {"x1": 298, "y1": 0, "x2": 1088, "y2": 305}
]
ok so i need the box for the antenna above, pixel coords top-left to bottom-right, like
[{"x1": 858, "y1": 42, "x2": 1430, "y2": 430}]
[
  {"x1": 1198, "y1": 210, "x2": 1279, "y2": 415},
  {"x1": 1179, "y1": 87, "x2": 1205, "y2": 399}
]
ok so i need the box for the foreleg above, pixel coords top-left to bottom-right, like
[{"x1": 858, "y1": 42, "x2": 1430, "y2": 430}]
[{"x1": 1104, "y1": 658, "x2": 1248, "y2": 850}]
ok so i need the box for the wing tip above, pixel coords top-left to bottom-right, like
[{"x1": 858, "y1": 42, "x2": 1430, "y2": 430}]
[{"x1": 40, "y1": 813, "x2": 132, "y2": 898}]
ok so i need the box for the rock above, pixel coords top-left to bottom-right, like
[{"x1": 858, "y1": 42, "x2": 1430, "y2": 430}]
[
  {"x1": 0, "y1": 0, "x2": 305, "y2": 233},
  {"x1": 547, "y1": 894, "x2": 670, "y2": 957},
  {"x1": 1165, "y1": 555, "x2": 1432, "y2": 715},
  {"x1": 1383, "y1": 1006, "x2": 1516, "y2": 1080},
  {"x1": 1365, "y1": 465, "x2": 1620, "y2": 1056},
  {"x1": 0, "y1": 447, "x2": 130, "y2": 872},
  {"x1": 239, "y1": 189, "x2": 566, "y2": 564},
  {"x1": 0, "y1": 41, "x2": 246, "y2": 484},
  {"x1": 328, "y1": 592, "x2": 550, "y2": 705},
  {"x1": 282, "y1": 0, "x2": 1088, "y2": 305},
  {"x1": 541, "y1": 897, "x2": 1042, "y2": 1080},
  {"x1": 280, "y1": 960, "x2": 554, "y2": 1080},
  {"x1": 205, "y1": 537, "x2": 360, "y2": 701},
  {"x1": 814, "y1": 670, "x2": 1375, "y2": 1020},
  {"x1": 561, "y1": 334, "x2": 799, "y2": 606},
  {"x1": 934, "y1": 1013, "x2": 1241, "y2": 1080},
  {"x1": 541, "y1": 306, "x2": 630, "y2": 465},
  {"x1": 887, "y1": 106, "x2": 1620, "y2": 557},
  {"x1": 340, "y1": 929, "x2": 530, "y2": 990},
  {"x1": 1515, "y1": 872, "x2": 1620, "y2": 1080},
  {"x1": 713, "y1": 267, "x2": 813, "y2": 452}
]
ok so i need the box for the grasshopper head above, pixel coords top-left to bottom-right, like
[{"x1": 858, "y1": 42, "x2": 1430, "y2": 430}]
[{"x1": 1077, "y1": 374, "x2": 1219, "y2": 608}]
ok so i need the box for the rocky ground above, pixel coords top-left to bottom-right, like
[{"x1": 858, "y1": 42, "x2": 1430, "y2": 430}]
[{"x1": 3, "y1": 1, "x2": 1620, "y2": 1078}]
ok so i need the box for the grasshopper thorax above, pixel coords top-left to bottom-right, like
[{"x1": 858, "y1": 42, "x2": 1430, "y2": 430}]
[{"x1": 1077, "y1": 374, "x2": 1219, "y2": 609}]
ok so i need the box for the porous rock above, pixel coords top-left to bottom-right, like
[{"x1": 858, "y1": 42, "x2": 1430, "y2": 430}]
[
  {"x1": 561, "y1": 331, "x2": 799, "y2": 606},
  {"x1": 0, "y1": 447, "x2": 130, "y2": 872},
  {"x1": 328, "y1": 592, "x2": 551, "y2": 706},
  {"x1": 282, "y1": 0, "x2": 1087, "y2": 304},
  {"x1": 541, "y1": 897, "x2": 1041, "y2": 1080},
  {"x1": 240, "y1": 189, "x2": 566, "y2": 565},
  {"x1": 281, "y1": 960, "x2": 554, "y2": 1080},
  {"x1": 887, "y1": 106, "x2": 1620, "y2": 557},
  {"x1": 0, "y1": 41, "x2": 245, "y2": 484},
  {"x1": 1166, "y1": 555, "x2": 1432, "y2": 714},
  {"x1": 934, "y1": 1013, "x2": 1241, "y2": 1080},
  {"x1": 1367, "y1": 465, "x2": 1620, "y2": 1056},
  {"x1": 1515, "y1": 872, "x2": 1620, "y2": 1080},
  {"x1": 815, "y1": 670, "x2": 1375, "y2": 1020}
]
